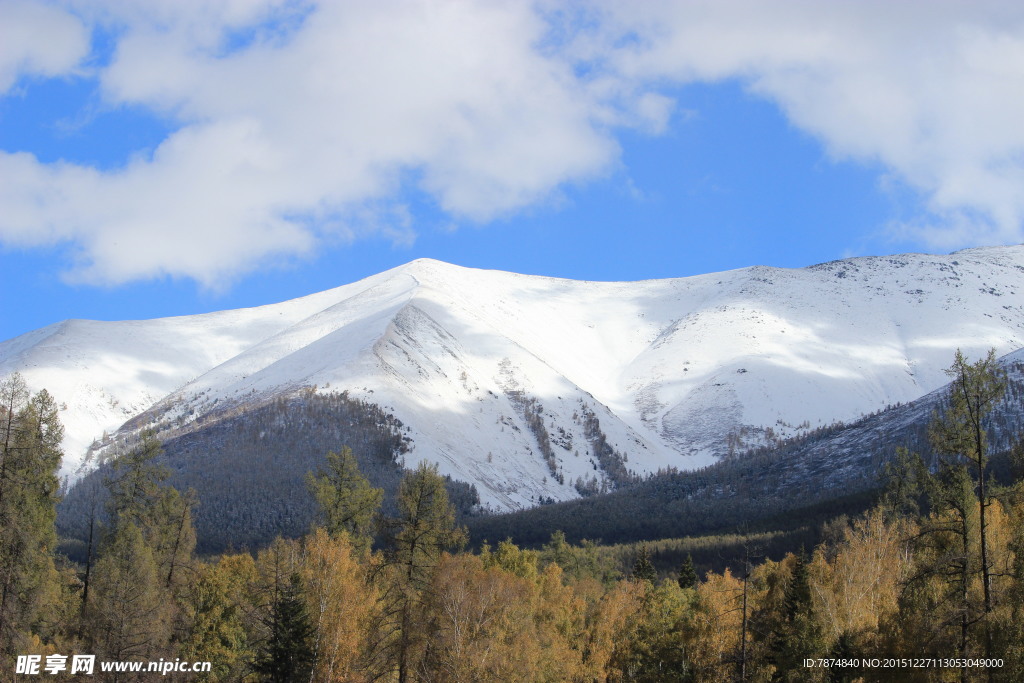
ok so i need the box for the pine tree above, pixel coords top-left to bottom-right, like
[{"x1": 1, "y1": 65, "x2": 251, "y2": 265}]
[
  {"x1": 387, "y1": 462, "x2": 466, "y2": 586},
  {"x1": 0, "y1": 375, "x2": 64, "y2": 657},
  {"x1": 632, "y1": 545, "x2": 657, "y2": 583},
  {"x1": 881, "y1": 446, "x2": 931, "y2": 520},
  {"x1": 101, "y1": 432, "x2": 197, "y2": 593},
  {"x1": 90, "y1": 429, "x2": 196, "y2": 658},
  {"x1": 784, "y1": 547, "x2": 812, "y2": 621},
  {"x1": 306, "y1": 446, "x2": 383, "y2": 550},
  {"x1": 678, "y1": 553, "x2": 698, "y2": 590},
  {"x1": 179, "y1": 554, "x2": 256, "y2": 682},
  {"x1": 254, "y1": 573, "x2": 314, "y2": 682},
  {"x1": 148, "y1": 487, "x2": 198, "y2": 599},
  {"x1": 774, "y1": 547, "x2": 824, "y2": 680}
]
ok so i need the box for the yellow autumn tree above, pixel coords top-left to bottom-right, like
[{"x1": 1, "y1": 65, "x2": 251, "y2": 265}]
[
  {"x1": 684, "y1": 568, "x2": 745, "y2": 683},
  {"x1": 810, "y1": 509, "x2": 915, "y2": 646},
  {"x1": 577, "y1": 577, "x2": 646, "y2": 681},
  {"x1": 423, "y1": 552, "x2": 535, "y2": 682},
  {"x1": 531, "y1": 563, "x2": 586, "y2": 681},
  {"x1": 301, "y1": 528, "x2": 378, "y2": 682}
]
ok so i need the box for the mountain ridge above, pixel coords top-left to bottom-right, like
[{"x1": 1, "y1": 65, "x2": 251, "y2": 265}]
[{"x1": 4, "y1": 246, "x2": 1024, "y2": 511}]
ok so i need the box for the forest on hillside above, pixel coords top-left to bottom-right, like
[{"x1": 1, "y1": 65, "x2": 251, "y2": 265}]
[
  {"x1": 4, "y1": 350, "x2": 1024, "y2": 681},
  {"x1": 57, "y1": 390, "x2": 480, "y2": 555}
]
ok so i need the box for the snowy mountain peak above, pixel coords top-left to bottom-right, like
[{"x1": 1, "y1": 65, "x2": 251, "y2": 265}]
[{"x1": 4, "y1": 246, "x2": 1024, "y2": 510}]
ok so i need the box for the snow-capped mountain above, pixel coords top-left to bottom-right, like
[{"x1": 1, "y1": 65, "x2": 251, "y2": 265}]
[{"x1": 4, "y1": 246, "x2": 1024, "y2": 511}]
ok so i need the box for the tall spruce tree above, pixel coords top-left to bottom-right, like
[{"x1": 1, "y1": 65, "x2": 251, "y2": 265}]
[
  {"x1": 87, "y1": 429, "x2": 197, "y2": 658},
  {"x1": 678, "y1": 553, "x2": 698, "y2": 590},
  {"x1": 784, "y1": 547, "x2": 812, "y2": 621},
  {"x1": 775, "y1": 547, "x2": 824, "y2": 679},
  {"x1": 149, "y1": 487, "x2": 198, "y2": 600},
  {"x1": 254, "y1": 573, "x2": 315, "y2": 683},
  {"x1": 0, "y1": 374, "x2": 64, "y2": 657}
]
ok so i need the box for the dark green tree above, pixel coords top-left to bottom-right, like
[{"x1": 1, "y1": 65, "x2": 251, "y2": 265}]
[
  {"x1": 678, "y1": 553, "x2": 698, "y2": 590},
  {"x1": 913, "y1": 460, "x2": 979, "y2": 671},
  {"x1": 881, "y1": 446, "x2": 931, "y2": 521},
  {"x1": 773, "y1": 547, "x2": 824, "y2": 680},
  {"x1": 388, "y1": 462, "x2": 466, "y2": 586},
  {"x1": 254, "y1": 573, "x2": 314, "y2": 683},
  {"x1": 632, "y1": 545, "x2": 657, "y2": 583},
  {"x1": 92, "y1": 429, "x2": 197, "y2": 652},
  {"x1": 306, "y1": 446, "x2": 383, "y2": 550},
  {"x1": 149, "y1": 487, "x2": 198, "y2": 599},
  {"x1": 784, "y1": 547, "x2": 812, "y2": 621}
]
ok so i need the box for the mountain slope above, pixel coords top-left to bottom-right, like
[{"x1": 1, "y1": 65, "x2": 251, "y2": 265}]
[
  {"x1": 3, "y1": 246, "x2": 1024, "y2": 510},
  {"x1": 467, "y1": 347, "x2": 1024, "y2": 548}
]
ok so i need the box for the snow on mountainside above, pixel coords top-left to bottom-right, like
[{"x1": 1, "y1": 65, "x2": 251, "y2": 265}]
[{"x1": 3, "y1": 246, "x2": 1024, "y2": 510}]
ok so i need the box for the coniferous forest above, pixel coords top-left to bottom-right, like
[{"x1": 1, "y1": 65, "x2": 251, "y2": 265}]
[{"x1": 6, "y1": 350, "x2": 1024, "y2": 681}]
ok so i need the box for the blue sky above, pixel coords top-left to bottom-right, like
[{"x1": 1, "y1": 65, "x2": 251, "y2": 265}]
[{"x1": 2, "y1": 1, "x2": 1023, "y2": 342}]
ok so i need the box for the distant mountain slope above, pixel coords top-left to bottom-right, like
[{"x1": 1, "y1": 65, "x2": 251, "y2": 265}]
[
  {"x1": 4, "y1": 246, "x2": 1024, "y2": 510},
  {"x1": 467, "y1": 348, "x2": 1024, "y2": 547}
]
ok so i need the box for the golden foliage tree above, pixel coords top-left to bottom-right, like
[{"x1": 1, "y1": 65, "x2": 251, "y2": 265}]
[{"x1": 301, "y1": 528, "x2": 378, "y2": 682}]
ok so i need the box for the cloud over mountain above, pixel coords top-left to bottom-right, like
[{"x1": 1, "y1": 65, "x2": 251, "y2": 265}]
[{"x1": 2, "y1": 1, "x2": 1023, "y2": 285}]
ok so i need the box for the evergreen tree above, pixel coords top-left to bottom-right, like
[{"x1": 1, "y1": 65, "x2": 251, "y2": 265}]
[
  {"x1": 827, "y1": 631, "x2": 861, "y2": 683},
  {"x1": 77, "y1": 476, "x2": 104, "y2": 635},
  {"x1": 912, "y1": 461, "x2": 979, "y2": 669},
  {"x1": 881, "y1": 446, "x2": 931, "y2": 520},
  {"x1": 387, "y1": 461, "x2": 467, "y2": 586},
  {"x1": 0, "y1": 375, "x2": 64, "y2": 657},
  {"x1": 540, "y1": 529, "x2": 575, "y2": 572},
  {"x1": 148, "y1": 487, "x2": 198, "y2": 599},
  {"x1": 101, "y1": 432, "x2": 197, "y2": 594},
  {"x1": 678, "y1": 553, "x2": 698, "y2": 590},
  {"x1": 254, "y1": 573, "x2": 314, "y2": 683},
  {"x1": 784, "y1": 547, "x2": 812, "y2": 621},
  {"x1": 90, "y1": 429, "x2": 197, "y2": 658},
  {"x1": 774, "y1": 547, "x2": 823, "y2": 680},
  {"x1": 306, "y1": 446, "x2": 383, "y2": 549},
  {"x1": 632, "y1": 545, "x2": 657, "y2": 583}
]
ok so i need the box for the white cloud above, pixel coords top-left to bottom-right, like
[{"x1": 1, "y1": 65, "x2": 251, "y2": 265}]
[
  {"x1": 587, "y1": 0, "x2": 1024, "y2": 248},
  {"x1": 2, "y1": 1, "x2": 1024, "y2": 285},
  {"x1": 0, "y1": 0, "x2": 89, "y2": 93},
  {"x1": 2, "y1": 1, "x2": 629, "y2": 285}
]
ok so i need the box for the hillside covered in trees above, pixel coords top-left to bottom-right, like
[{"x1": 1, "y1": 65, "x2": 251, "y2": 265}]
[{"x1": 57, "y1": 390, "x2": 479, "y2": 554}]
